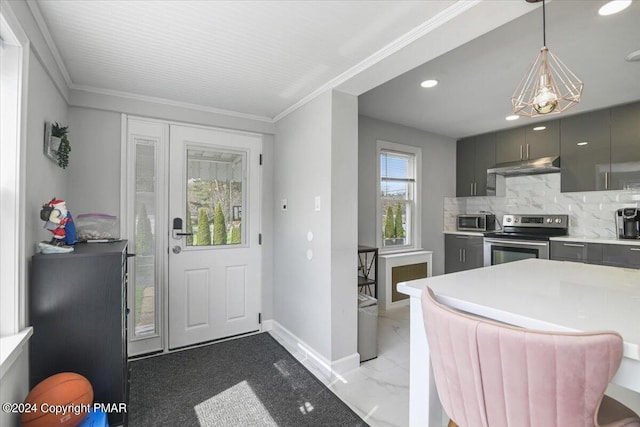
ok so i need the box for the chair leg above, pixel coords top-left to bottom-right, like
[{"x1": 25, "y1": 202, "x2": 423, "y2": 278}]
[{"x1": 448, "y1": 420, "x2": 459, "y2": 427}]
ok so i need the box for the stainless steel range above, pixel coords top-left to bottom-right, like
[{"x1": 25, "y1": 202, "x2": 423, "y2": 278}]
[{"x1": 483, "y1": 214, "x2": 568, "y2": 266}]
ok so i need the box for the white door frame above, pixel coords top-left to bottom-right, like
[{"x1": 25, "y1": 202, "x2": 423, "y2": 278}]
[{"x1": 121, "y1": 115, "x2": 264, "y2": 356}]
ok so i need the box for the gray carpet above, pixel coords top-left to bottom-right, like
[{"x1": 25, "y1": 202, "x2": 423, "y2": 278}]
[{"x1": 128, "y1": 333, "x2": 369, "y2": 427}]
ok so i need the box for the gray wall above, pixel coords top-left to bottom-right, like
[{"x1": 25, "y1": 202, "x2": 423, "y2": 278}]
[
  {"x1": 330, "y1": 91, "x2": 358, "y2": 360},
  {"x1": 2, "y1": 2, "x2": 71, "y2": 423},
  {"x1": 273, "y1": 90, "x2": 359, "y2": 362},
  {"x1": 358, "y1": 115, "x2": 456, "y2": 276},
  {"x1": 66, "y1": 102, "x2": 275, "y2": 322},
  {"x1": 274, "y1": 91, "x2": 333, "y2": 357}
]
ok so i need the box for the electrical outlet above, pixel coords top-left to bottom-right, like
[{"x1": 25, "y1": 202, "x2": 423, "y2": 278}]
[{"x1": 281, "y1": 199, "x2": 287, "y2": 211}]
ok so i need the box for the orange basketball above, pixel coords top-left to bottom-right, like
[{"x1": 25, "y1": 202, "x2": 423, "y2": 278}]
[{"x1": 21, "y1": 372, "x2": 93, "y2": 427}]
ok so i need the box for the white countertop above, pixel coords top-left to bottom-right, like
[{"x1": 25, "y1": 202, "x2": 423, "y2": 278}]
[
  {"x1": 443, "y1": 231, "x2": 486, "y2": 237},
  {"x1": 398, "y1": 259, "x2": 640, "y2": 361},
  {"x1": 550, "y1": 236, "x2": 640, "y2": 246}
]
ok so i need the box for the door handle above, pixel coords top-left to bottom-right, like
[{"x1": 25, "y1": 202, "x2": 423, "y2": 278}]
[
  {"x1": 563, "y1": 243, "x2": 585, "y2": 248},
  {"x1": 630, "y1": 248, "x2": 640, "y2": 252},
  {"x1": 172, "y1": 217, "x2": 193, "y2": 239},
  {"x1": 462, "y1": 248, "x2": 466, "y2": 263},
  {"x1": 172, "y1": 246, "x2": 182, "y2": 254},
  {"x1": 520, "y1": 145, "x2": 523, "y2": 160},
  {"x1": 526, "y1": 144, "x2": 530, "y2": 160}
]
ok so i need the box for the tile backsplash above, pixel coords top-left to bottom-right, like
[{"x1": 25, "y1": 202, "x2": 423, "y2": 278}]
[{"x1": 444, "y1": 173, "x2": 640, "y2": 238}]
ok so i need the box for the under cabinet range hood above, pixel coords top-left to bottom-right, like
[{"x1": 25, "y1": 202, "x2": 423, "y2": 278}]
[{"x1": 487, "y1": 156, "x2": 561, "y2": 177}]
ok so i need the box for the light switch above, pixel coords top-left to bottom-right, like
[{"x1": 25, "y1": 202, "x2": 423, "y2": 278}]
[
  {"x1": 281, "y1": 199, "x2": 287, "y2": 211},
  {"x1": 314, "y1": 196, "x2": 321, "y2": 211}
]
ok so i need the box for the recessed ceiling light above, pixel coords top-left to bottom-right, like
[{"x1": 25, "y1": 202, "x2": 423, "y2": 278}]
[
  {"x1": 506, "y1": 115, "x2": 520, "y2": 121},
  {"x1": 420, "y1": 79, "x2": 438, "y2": 88},
  {"x1": 598, "y1": 0, "x2": 632, "y2": 16},
  {"x1": 533, "y1": 126, "x2": 547, "y2": 131},
  {"x1": 577, "y1": 141, "x2": 589, "y2": 146}
]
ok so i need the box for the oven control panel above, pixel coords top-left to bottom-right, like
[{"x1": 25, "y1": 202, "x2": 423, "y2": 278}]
[{"x1": 503, "y1": 214, "x2": 568, "y2": 228}]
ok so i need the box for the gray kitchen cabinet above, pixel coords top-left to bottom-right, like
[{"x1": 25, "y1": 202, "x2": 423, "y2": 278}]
[
  {"x1": 494, "y1": 120, "x2": 559, "y2": 164},
  {"x1": 495, "y1": 127, "x2": 525, "y2": 164},
  {"x1": 550, "y1": 241, "x2": 603, "y2": 265},
  {"x1": 560, "y1": 109, "x2": 611, "y2": 192},
  {"x1": 456, "y1": 133, "x2": 495, "y2": 197},
  {"x1": 445, "y1": 234, "x2": 484, "y2": 273},
  {"x1": 456, "y1": 137, "x2": 476, "y2": 197},
  {"x1": 551, "y1": 240, "x2": 639, "y2": 269},
  {"x1": 601, "y1": 244, "x2": 640, "y2": 269},
  {"x1": 525, "y1": 119, "x2": 560, "y2": 160},
  {"x1": 610, "y1": 102, "x2": 640, "y2": 191}
]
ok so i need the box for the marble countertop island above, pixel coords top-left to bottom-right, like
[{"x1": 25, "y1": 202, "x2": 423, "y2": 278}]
[{"x1": 398, "y1": 259, "x2": 640, "y2": 426}]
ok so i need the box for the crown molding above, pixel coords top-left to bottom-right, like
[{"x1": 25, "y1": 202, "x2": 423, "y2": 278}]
[
  {"x1": 272, "y1": 0, "x2": 481, "y2": 123},
  {"x1": 25, "y1": 0, "x2": 73, "y2": 87},
  {"x1": 69, "y1": 84, "x2": 274, "y2": 124}
]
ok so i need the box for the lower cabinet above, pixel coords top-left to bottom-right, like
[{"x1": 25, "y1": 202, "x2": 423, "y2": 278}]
[
  {"x1": 445, "y1": 234, "x2": 484, "y2": 274},
  {"x1": 551, "y1": 240, "x2": 639, "y2": 269},
  {"x1": 602, "y1": 244, "x2": 640, "y2": 269}
]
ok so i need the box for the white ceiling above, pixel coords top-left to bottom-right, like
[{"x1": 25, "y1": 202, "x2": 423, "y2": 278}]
[
  {"x1": 359, "y1": 0, "x2": 640, "y2": 138},
  {"x1": 31, "y1": 1, "x2": 640, "y2": 137},
  {"x1": 33, "y1": 0, "x2": 455, "y2": 121}
]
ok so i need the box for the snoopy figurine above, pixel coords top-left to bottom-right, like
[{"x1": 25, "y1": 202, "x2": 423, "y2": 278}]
[{"x1": 38, "y1": 198, "x2": 77, "y2": 254}]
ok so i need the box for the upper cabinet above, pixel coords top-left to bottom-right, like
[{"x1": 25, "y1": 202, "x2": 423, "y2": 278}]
[
  {"x1": 495, "y1": 120, "x2": 559, "y2": 164},
  {"x1": 525, "y1": 120, "x2": 560, "y2": 160},
  {"x1": 456, "y1": 133, "x2": 495, "y2": 197},
  {"x1": 495, "y1": 127, "x2": 525, "y2": 164},
  {"x1": 560, "y1": 109, "x2": 611, "y2": 192},
  {"x1": 561, "y1": 101, "x2": 639, "y2": 193},
  {"x1": 610, "y1": 102, "x2": 640, "y2": 191}
]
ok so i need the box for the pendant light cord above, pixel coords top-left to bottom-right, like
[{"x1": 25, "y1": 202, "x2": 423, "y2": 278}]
[{"x1": 542, "y1": 0, "x2": 546, "y2": 47}]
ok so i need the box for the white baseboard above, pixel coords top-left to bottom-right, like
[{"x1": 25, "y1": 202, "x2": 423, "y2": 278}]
[
  {"x1": 269, "y1": 321, "x2": 359, "y2": 381},
  {"x1": 261, "y1": 319, "x2": 274, "y2": 332}
]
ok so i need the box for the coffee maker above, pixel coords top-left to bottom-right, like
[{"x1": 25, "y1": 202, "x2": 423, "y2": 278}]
[{"x1": 616, "y1": 208, "x2": 640, "y2": 239}]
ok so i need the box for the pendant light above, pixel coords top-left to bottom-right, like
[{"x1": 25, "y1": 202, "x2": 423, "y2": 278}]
[{"x1": 512, "y1": 0, "x2": 583, "y2": 117}]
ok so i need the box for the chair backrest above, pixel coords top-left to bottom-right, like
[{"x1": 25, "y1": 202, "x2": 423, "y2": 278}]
[{"x1": 422, "y1": 288, "x2": 624, "y2": 427}]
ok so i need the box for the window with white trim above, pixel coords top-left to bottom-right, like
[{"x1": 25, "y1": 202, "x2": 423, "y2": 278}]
[
  {"x1": 1, "y1": 11, "x2": 26, "y2": 336},
  {"x1": 376, "y1": 141, "x2": 421, "y2": 252}
]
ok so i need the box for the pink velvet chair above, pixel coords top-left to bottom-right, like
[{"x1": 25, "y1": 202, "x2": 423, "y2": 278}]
[{"x1": 422, "y1": 287, "x2": 640, "y2": 427}]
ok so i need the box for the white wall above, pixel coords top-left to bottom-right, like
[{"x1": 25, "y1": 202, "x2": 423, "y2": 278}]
[
  {"x1": 274, "y1": 91, "x2": 333, "y2": 357},
  {"x1": 1, "y1": 2, "x2": 70, "y2": 423},
  {"x1": 66, "y1": 104, "x2": 275, "y2": 321},
  {"x1": 273, "y1": 90, "x2": 359, "y2": 364},
  {"x1": 358, "y1": 115, "x2": 456, "y2": 276},
  {"x1": 330, "y1": 92, "x2": 358, "y2": 360}
]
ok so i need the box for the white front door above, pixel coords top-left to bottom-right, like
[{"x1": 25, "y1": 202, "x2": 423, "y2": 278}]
[{"x1": 168, "y1": 125, "x2": 262, "y2": 349}]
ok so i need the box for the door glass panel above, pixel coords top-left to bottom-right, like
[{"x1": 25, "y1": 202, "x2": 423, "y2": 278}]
[
  {"x1": 134, "y1": 140, "x2": 157, "y2": 336},
  {"x1": 186, "y1": 147, "x2": 245, "y2": 247}
]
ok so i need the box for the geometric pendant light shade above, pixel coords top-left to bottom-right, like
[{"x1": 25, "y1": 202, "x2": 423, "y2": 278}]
[{"x1": 512, "y1": 0, "x2": 583, "y2": 117}]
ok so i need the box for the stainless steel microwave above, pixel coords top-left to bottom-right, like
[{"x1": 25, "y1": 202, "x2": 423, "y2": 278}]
[{"x1": 457, "y1": 214, "x2": 496, "y2": 232}]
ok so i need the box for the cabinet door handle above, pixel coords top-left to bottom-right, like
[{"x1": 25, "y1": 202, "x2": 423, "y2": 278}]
[
  {"x1": 563, "y1": 243, "x2": 585, "y2": 248},
  {"x1": 520, "y1": 145, "x2": 524, "y2": 160},
  {"x1": 470, "y1": 183, "x2": 474, "y2": 195},
  {"x1": 459, "y1": 249, "x2": 463, "y2": 262},
  {"x1": 630, "y1": 247, "x2": 640, "y2": 252},
  {"x1": 474, "y1": 182, "x2": 477, "y2": 195},
  {"x1": 526, "y1": 144, "x2": 530, "y2": 160},
  {"x1": 605, "y1": 172, "x2": 609, "y2": 190},
  {"x1": 462, "y1": 248, "x2": 466, "y2": 263},
  {"x1": 455, "y1": 235, "x2": 470, "y2": 239}
]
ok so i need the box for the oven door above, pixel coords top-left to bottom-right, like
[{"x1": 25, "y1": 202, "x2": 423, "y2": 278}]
[{"x1": 483, "y1": 238, "x2": 549, "y2": 267}]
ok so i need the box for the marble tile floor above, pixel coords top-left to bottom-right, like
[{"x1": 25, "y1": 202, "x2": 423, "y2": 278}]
[{"x1": 270, "y1": 305, "x2": 411, "y2": 427}]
